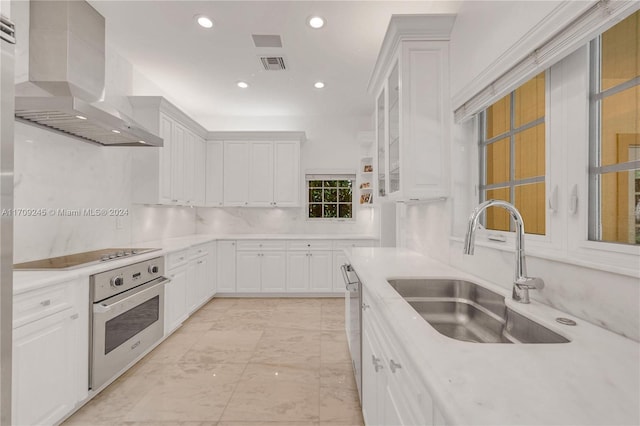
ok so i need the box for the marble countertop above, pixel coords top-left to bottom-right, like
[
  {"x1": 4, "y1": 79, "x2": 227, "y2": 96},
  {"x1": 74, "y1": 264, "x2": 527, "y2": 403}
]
[
  {"x1": 346, "y1": 247, "x2": 640, "y2": 426},
  {"x1": 13, "y1": 233, "x2": 378, "y2": 294}
]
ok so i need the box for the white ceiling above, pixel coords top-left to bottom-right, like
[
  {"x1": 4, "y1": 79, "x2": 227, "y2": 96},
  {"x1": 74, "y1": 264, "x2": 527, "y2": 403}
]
[{"x1": 90, "y1": 1, "x2": 461, "y2": 124}]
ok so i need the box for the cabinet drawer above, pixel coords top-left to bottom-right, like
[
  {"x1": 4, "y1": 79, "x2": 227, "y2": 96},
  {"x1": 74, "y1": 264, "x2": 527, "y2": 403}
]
[
  {"x1": 189, "y1": 242, "x2": 212, "y2": 259},
  {"x1": 332, "y1": 240, "x2": 376, "y2": 250},
  {"x1": 237, "y1": 240, "x2": 287, "y2": 251},
  {"x1": 287, "y1": 240, "x2": 333, "y2": 251},
  {"x1": 14, "y1": 281, "x2": 74, "y2": 328},
  {"x1": 167, "y1": 249, "x2": 189, "y2": 270}
]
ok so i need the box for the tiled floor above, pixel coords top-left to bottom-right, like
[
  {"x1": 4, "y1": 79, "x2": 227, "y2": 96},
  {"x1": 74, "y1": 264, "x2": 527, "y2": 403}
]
[{"x1": 64, "y1": 298, "x2": 364, "y2": 426}]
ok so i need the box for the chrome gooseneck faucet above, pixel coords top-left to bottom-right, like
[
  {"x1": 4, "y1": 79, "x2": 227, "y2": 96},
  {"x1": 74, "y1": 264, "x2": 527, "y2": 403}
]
[{"x1": 463, "y1": 200, "x2": 544, "y2": 304}]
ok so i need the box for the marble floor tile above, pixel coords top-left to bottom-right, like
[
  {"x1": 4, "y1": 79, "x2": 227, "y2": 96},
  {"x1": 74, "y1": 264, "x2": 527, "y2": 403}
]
[
  {"x1": 250, "y1": 327, "x2": 322, "y2": 368},
  {"x1": 179, "y1": 330, "x2": 263, "y2": 364},
  {"x1": 269, "y1": 307, "x2": 322, "y2": 331},
  {"x1": 121, "y1": 422, "x2": 218, "y2": 426},
  {"x1": 142, "y1": 330, "x2": 204, "y2": 364},
  {"x1": 65, "y1": 297, "x2": 360, "y2": 425},
  {"x1": 276, "y1": 298, "x2": 323, "y2": 309},
  {"x1": 321, "y1": 310, "x2": 346, "y2": 331},
  {"x1": 206, "y1": 307, "x2": 275, "y2": 331},
  {"x1": 220, "y1": 363, "x2": 320, "y2": 422},
  {"x1": 124, "y1": 363, "x2": 245, "y2": 422},
  {"x1": 320, "y1": 330, "x2": 351, "y2": 364},
  {"x1": 63, "y1": 362, "x2": 166, "y2": 424},
  {"x1": 199, "y1": 297, "x2": 238, "y2": 312},
  {"x1": 218, "y1": 422, "x2": 317, "y2": 426}
]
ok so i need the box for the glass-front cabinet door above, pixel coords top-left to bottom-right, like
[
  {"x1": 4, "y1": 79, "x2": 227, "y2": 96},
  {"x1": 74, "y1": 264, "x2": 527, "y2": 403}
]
[
  {"x1": 377, "y1": 89, "x2": 386, "y2": 197},
  {"x1": 387, "y1": 62, "x2": 400, "y2": 195}
]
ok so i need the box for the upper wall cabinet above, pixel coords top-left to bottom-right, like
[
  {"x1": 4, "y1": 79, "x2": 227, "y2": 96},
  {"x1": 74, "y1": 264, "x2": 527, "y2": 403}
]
[
  {"x1": 129, "y1": 97, "x2": 207, "y2": 206},
  {"x1": 369, "y1": 15, "x2": 455, "y2": 201},
  {"x1": 207, "y1": 132, "x2": 304, "y2": 208}
]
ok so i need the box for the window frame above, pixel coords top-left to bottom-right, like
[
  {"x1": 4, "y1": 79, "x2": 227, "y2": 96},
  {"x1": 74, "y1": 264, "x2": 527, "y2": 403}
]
[
  {"x1": 587, "y1": 33, "x2": 640, "y2": 245},
  {"x1": 305, "y1": 174, "x2": 356, "y2": 221},
  {"x1": 476, "y1": 70, "x2": 553, "y2": 246}
]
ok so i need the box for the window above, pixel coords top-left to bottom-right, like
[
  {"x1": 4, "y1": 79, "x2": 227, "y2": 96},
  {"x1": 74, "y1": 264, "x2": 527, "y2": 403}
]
[
  {"x1": 306, "y1": 174, "x2": 355, "y2": 219},
  {"x1": 479, "y1": 72, "x2": 546, "y2": 235},
  {"x1": 589, "y1": 10, "x2": 640, "y2": 245}
]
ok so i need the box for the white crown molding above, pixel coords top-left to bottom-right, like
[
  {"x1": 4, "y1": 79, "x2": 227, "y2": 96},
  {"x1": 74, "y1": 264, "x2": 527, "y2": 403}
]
[{"x1": 367, "y1": 14, "x2": 456, "y2": 95}]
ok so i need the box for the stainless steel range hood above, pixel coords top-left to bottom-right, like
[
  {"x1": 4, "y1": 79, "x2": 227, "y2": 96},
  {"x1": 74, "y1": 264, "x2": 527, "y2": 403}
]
[
  {"x1": 15, "y1": 97, "x2": 162, "y2": 147},
  {"x1": 14, "y1": 0, "x2": 162, "y2": 147}
]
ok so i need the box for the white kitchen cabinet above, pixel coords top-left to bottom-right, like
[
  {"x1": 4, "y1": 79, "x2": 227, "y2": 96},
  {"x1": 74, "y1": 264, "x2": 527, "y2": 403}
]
[
  {"x1": 309, "y1": 251, "x2": 332, "y2": 292},
  {"x1": 286, "y1": 249, "x2": 332, "y2": 293},
  {"x1": 172, "y1": 123, "x2": 186, "y2": 203},
  {"x1": 361, "y1": 288, "x2": 434, "y2": 425},
  {"x1": 12, "y1": 308, "x2": 79, "y2": 426},
  {"x1": 205, "y1": 140, "x2": 224, "y2": 207},
  {"x1": 236, "y1": 241, "x2": 287, "y2": 293},
  {"x1": 261, "y1": 251, "x2": 287, "y2": 292},
  {"x1": 236, "y1": 251, "x2": 262, "y2": 292},
  {"x1": 223, "y1": 141, "x2": 250, "y2": 206},
  {"x1": 273, "y1": 141, "x2": 300, "y2": 207},
  {"x1": 165, "y1": 263, "x2": 187, "y2": 333},
  {"x1": 286, "y1": 251, "x2": 309, "y2": 292},
  {"x1": 221, "y1": 140, "x2": 301, "y2": 207},
  {"x1": 248, "y1": 141, "x2": 274, "y2": 206},
  {"x1": 12, "y1": 278, "x2": 87, "y2": 426},
  {"x1": 186, "y1": 253, "x2": 209, "y2": 313},
  {"x1": 130, "y1": 97, "x2": 208, "y2": 206},
  {"x1": 370, "y1": 16, "x2": 453, "y2": 201},
  {"x1": 216, "y1": 241, "x2": 237, "y2": 292},
  {"x1": 194, "y1": 135, "x2": 206, "y2": 206},
  {"x1": 183, "y1": 129, "x2": 196, "y2": 204}
]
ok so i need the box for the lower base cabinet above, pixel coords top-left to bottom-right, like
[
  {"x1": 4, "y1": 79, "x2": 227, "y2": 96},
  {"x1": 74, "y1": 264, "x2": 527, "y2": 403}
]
[
  {"x1": 12, "y1": 278, "x2": 88, "y2": 426},
  {"x1": 165, "y1": 264, "x2": 187, "y2": 333},
  {"x1": 361, "y1": 288, "x2": 434, "y2": 425},
  {"x1": 286, "y1": 250, "x2": 332, "y2": 292}
]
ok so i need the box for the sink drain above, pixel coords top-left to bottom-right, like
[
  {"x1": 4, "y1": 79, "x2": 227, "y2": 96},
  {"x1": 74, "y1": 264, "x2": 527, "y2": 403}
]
[{"x1": 556, "y1": 317, "x2": 577, "y2": 326}]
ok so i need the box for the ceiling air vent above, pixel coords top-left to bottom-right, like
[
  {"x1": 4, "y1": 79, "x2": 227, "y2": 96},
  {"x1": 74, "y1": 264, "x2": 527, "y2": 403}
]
[
  {"x1": 252, "y1": 34, "x2": 282, "y2": 48},
  {"x1": 260, "y1": 56, "x2": 287, "y2": 71}
]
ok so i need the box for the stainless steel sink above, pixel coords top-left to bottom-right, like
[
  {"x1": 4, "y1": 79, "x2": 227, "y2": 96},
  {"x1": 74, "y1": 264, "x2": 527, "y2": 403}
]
[{"x1": 387, "y1": 279, "x2": 569, "y2": 344}]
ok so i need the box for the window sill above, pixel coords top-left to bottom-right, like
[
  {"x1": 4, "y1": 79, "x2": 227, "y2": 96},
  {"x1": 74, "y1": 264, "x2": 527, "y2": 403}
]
[{"x1": 449, "y1": 236, "x2": 640, "y2": 278}]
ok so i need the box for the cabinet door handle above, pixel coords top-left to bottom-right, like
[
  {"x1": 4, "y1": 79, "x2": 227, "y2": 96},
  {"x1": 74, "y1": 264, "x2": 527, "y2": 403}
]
[
  {"x1": 372, "y1": 355, "x2": 383, "y2": 372},
  {"x1": 40, "y1": 299, "x2": 51, "y2": 307},
  {"x1": 362, "y1": 303, "x2": 370, "y2": 311},
  {"x1": 70, "y1": 313, "x2": 79, "y2": 320},
  {"x1": 197, "y1": 260, "x2": 204, "y2": 264},
  {"x1": 390, "y1": 359, "x2": 402, "y2": 373}
]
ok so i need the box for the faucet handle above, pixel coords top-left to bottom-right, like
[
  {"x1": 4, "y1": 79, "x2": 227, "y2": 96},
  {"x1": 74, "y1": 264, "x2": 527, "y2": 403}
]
[{"x1": 515, "y1": 276, "x2": 545, "y2": 290}]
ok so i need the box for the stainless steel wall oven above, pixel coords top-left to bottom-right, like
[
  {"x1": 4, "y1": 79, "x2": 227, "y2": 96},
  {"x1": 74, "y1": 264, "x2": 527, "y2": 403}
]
[{"x1": 90, "y1": 257, "x2": 168, "y2": 389}]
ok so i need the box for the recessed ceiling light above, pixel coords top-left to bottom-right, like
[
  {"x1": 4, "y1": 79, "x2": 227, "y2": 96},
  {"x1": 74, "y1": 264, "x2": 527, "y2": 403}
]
[
  {"x1": 75, "y1": 115, "x2": 87, "y2": 120},
  {"x1": 314, "y1": 81, "x2": 325, "y2": 89},
  {"x1": 237, "y1": 81, "x2": 249, "y2": 89},
  {"x1": 111, "y1": 129, "x2": 121, "y2": 134},
  {"x1": 139, "y1": 140, "x2": 146, "y2": 144},
  {"x1": 196, "y1": 15, "x2": 214, "y2": 29},
  {"x1": 308, "y1": 16, "x2": 325, "y2": 29}
]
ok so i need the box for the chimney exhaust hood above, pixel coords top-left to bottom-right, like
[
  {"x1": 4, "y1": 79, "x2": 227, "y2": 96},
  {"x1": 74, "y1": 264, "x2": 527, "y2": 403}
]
[{"x1": 14, "y1": 0, "x2": 162, "y2": 147}]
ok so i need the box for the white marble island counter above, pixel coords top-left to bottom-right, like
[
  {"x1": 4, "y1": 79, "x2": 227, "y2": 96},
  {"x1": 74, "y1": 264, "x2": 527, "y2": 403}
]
[{"x1": 346, "y1": 247, "x2": 640, "y2": 426}]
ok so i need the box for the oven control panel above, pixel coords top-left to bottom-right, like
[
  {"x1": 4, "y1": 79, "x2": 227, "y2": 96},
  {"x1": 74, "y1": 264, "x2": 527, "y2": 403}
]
[{"x1": 91, "y1": 257, "x2": 164, "y2": 303}]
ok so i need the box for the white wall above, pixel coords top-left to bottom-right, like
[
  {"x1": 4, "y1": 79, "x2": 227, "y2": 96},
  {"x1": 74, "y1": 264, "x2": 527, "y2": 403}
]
[{"x1": 13, "y1": 122, "x2": 133, "y2": 263}]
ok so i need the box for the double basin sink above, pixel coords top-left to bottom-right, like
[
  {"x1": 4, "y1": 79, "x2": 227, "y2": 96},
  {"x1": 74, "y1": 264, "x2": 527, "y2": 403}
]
[{"x1": 388, "y1": 279, "x2": 569, "y2": 344}]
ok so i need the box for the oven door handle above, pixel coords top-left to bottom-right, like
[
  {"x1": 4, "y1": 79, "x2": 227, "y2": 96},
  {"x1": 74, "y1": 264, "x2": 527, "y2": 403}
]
[{"x1": 94, "y1": 276, "x2": 170, "y2": 314}]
